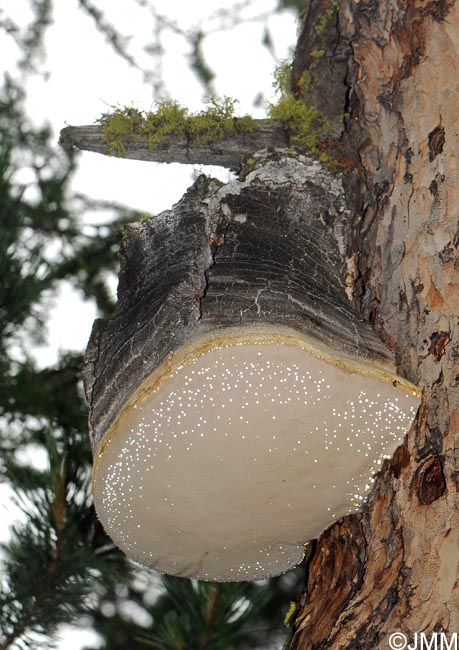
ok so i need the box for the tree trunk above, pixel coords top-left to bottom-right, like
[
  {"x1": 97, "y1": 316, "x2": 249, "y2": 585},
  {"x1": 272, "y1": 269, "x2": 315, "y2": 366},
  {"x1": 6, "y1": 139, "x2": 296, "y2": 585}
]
[{"x1": 288, "y1": 0, "x2": 459, "y2": 647}]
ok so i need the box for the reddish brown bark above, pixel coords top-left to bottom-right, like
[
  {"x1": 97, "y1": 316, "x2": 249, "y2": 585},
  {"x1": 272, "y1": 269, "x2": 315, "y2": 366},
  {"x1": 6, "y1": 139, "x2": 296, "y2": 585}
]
[{"x1": 289, "y1": 1, "x2": 459, "y2": 647}]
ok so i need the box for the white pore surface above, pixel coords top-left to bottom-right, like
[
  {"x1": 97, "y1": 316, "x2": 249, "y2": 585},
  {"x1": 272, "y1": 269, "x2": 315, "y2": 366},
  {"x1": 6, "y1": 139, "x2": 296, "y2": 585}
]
[{"x1": 94, "y1": 342, "x2": 419, "y2": 581}]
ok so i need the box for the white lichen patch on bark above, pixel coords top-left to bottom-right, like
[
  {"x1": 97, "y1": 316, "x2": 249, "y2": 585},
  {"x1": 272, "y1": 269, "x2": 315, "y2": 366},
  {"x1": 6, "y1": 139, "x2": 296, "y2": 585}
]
[{"x1": 203, "y1": 151, "x2": 347, "y2": 240}]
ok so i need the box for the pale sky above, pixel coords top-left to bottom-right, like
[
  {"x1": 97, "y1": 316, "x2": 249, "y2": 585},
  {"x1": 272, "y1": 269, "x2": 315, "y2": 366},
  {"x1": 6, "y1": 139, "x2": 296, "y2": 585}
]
[{"x1": 2, "y1": 1, "x2": 298, "y2": 647}]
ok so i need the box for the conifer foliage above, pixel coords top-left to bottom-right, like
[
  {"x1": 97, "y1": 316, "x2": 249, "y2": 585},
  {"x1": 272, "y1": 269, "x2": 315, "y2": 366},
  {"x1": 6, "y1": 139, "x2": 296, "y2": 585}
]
[{"x1": 0, "y1": 78, "x2": 135, "y2": 650}]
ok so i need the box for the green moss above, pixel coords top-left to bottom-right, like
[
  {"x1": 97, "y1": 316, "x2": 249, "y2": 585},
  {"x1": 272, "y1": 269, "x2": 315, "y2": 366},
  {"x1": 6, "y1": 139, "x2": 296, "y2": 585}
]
[
  {"x1": 314, "y1": 2, "x2": 339, "y2": 36},
  {"x1": 98, "y1": 106, "x2": 145, "y2": 157},
  {"x1": 269, "y1": 61, "x2": 327, "y2": 152},
  {"x1": 268, "y1": 94, "x2": 327, "y2": 150},
  {"x1": 245, "y1": 156, "x2": 257, "y2": 169},
  {"x1": 239, "y1": 155, "x2": 258, "y2": 180},
  {"x1": 272, "y1": 60, "x2": 293, "y2": 96},
  {"x1": 319, "y1": 151, "x2": 332, "y2": 165},
  {"x1": 97, "y1": 98, "x2": 256, "y2": 156},
  {"x1": 139, "y1": 212, "x2": 153, "y2": 223},
  {"x1": 99, "y1": 62, "x2": 329, "y2": 165},
  {"x1": 315, "y1": 8, "x2": 332, "y2": 35},
  {"x1": 297, "y1": 70, "x2": 311, "y2": 93},
  {"x1": 310, "y1": 48, "x2": 325, "y2": 59},
  {"x1": 188, "y1": 97, "x2": 255, "y2": 143},
  {"x1": 142, "y1": 101, "x2": 188, "y2": 149},
  {"x1": 284, "y1": 600, "x2": 300, "y2": 628},
  {"x1": 120, "y1": 225, "x2": 130, "y2": 251}
]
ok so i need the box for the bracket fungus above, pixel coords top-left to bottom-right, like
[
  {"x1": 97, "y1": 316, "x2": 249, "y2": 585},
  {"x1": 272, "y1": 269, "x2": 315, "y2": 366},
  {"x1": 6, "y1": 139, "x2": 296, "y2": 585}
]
[{"x1": 85, "y1": 155, "x2": 420, "y2": 581}]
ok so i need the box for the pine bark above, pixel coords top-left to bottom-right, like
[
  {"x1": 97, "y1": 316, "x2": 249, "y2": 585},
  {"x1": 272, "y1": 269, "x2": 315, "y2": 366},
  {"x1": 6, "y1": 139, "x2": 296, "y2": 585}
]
[{"x1": 289, "y1": 1, "x2": 459, "y2": 647}]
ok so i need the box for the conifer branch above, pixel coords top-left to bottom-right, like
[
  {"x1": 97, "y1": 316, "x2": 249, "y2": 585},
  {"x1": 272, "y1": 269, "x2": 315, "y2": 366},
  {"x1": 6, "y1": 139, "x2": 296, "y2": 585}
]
[{"x1": 0, "y1": 467, "x2": 67, "y2": 650}]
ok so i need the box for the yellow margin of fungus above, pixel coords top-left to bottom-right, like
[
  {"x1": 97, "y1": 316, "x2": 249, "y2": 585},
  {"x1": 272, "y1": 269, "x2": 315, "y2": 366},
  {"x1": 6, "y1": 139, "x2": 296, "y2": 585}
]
[{"x1": 92, "y1": 323, "x2": 422, "y2": 485}]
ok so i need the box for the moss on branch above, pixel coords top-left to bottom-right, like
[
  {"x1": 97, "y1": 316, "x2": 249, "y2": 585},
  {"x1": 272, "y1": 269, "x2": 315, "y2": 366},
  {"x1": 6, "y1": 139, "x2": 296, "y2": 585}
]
[
  {"x1": 97, "y1": 97, "x2": 256, "y2": 157},
  {"x1": 268, "y1": 61, "x2": 328, "y2": 153},
  {"x1": 96, "y1": 62, "x2": 330, "y2": 161}
]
